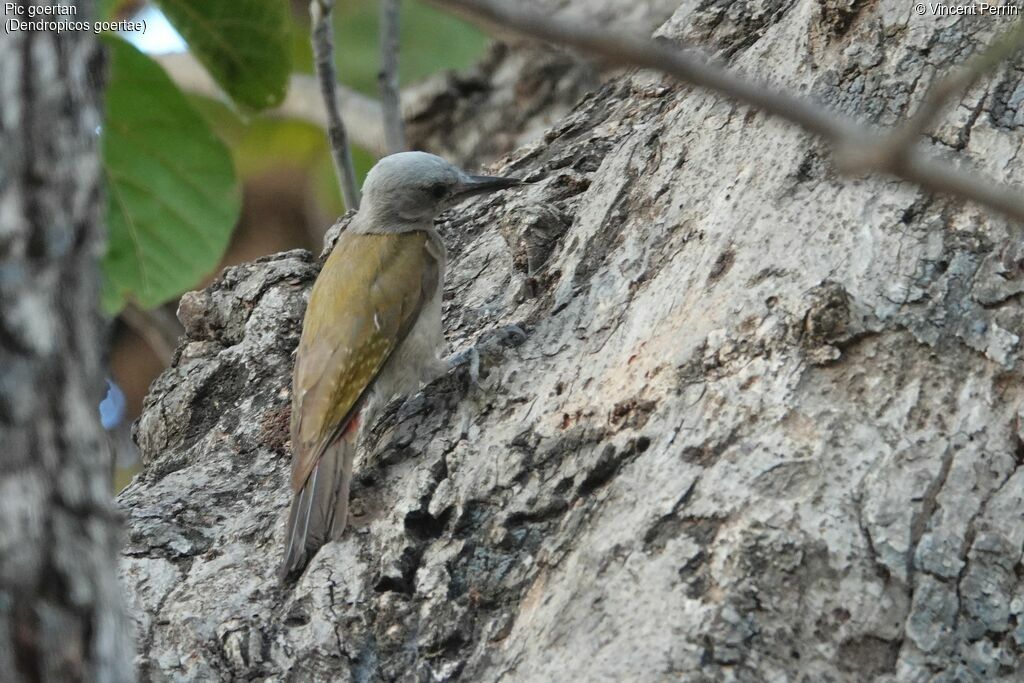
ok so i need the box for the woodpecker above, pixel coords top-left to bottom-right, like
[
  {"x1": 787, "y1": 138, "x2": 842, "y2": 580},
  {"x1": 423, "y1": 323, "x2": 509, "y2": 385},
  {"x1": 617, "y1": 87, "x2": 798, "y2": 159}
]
[{"x1": 280, "y1": 151, "x2": 523, "y2": 579}]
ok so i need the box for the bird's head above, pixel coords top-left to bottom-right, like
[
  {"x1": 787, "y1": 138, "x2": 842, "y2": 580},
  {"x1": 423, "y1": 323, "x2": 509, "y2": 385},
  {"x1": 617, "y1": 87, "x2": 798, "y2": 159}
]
[{"x1": 356, "y1": 151, "x2": 524, "y2": 231}]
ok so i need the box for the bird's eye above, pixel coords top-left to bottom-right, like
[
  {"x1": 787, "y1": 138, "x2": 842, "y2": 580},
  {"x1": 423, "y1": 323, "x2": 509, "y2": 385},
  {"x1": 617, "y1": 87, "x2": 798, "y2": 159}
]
[{"x1": 429, "y1": 183, "x2": 448, "y2": 199}]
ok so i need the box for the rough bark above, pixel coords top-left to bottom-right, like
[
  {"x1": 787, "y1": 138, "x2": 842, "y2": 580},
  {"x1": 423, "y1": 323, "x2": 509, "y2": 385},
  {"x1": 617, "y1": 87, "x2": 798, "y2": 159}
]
[
  {"x1": 404, "y1": 43, "x2": 602, "y2": 168},
  {"x1": 121, "y1": 3, "x2": 1024, "y2": 682},
  {"x1": 0, "y1": 2, "x2": 134, "y2": 681}
]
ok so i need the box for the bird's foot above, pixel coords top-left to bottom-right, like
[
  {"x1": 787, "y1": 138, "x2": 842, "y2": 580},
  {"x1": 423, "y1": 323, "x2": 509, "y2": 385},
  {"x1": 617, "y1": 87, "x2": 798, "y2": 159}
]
[{"x1": 447, "y1": 324, "x2": 527, "y2": 386}]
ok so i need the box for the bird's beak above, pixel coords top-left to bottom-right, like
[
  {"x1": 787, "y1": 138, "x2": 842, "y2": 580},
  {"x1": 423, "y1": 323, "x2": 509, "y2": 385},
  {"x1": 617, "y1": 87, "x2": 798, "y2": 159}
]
[{"x1": 450, "y1": 174, "x2": 524, "y2": 201}]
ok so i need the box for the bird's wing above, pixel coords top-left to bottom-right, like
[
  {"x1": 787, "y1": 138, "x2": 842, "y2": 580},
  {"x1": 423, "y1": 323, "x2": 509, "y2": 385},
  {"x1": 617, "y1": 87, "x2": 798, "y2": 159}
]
[{"x1": 290, "y1": 230, "x2": 439, "y2": 491}]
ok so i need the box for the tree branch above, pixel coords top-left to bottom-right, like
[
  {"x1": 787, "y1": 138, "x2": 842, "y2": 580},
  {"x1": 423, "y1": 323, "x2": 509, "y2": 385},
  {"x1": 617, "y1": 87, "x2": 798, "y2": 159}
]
[
  {"x1": 379, "y1": 0, "x2": 406, "y2": 153},
  {"x1": 427, "y1": 0, "x2": 1024, "y2": 225},
  {"x1": 310, "y1": 0, "x2": 361, "y2": 209},
  {"x1": 882, "y1": 18, "x2": 1024, "y2": 160}
]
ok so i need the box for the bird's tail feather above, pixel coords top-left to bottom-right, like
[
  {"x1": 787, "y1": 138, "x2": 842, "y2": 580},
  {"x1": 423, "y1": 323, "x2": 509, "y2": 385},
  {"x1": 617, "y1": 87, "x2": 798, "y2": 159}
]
[{"x1": 279, "y1": 435, "x2": 355, "y2": 581}]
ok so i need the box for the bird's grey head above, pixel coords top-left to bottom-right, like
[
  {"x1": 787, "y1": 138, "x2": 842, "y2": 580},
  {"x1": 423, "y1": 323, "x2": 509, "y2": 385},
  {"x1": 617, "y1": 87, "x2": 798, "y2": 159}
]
[{"x1": 355, "y1": 151, "x2": 523, "y2": 233}]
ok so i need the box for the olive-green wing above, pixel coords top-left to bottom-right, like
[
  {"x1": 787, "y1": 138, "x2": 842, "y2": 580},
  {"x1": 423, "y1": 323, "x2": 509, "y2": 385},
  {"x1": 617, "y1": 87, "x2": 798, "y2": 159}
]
[{"x1": 290, "y1": 230, "x2": 435, "y2": 491}]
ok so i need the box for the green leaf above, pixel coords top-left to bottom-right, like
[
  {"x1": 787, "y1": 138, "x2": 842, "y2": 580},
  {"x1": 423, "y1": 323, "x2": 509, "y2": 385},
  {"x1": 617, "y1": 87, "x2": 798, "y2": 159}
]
[
  {"x1": 102, "y1": 35, "x2": 240, "y2": 313},
  {"x1": 154, "y1": 0, "x2": 290, "y2": 110}
]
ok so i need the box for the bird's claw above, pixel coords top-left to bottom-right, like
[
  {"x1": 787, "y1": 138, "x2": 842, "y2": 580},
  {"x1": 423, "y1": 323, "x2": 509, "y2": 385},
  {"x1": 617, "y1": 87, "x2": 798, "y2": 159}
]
[
  {"x1": 447, "y1": 344, "x2": 481, "y2": 387},
  {"x1": 447, "y1": 324, "x2": 526, "y2": 387},
  {"x1": 480, "y1": 324, "x2": 528, "y2": 351}
]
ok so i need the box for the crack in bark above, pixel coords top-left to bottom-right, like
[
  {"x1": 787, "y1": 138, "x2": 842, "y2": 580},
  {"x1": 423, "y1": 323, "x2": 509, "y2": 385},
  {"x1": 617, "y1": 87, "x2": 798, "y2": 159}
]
[
  {"x1": 952, "y1": 447, "x2": 1023, "y2": 636},
  {"x1": 906, "y1": 439, "x2": 956, "y2": 590},
  {"x1": 854, "y1": 484, "x2": 891, "y2": 585}
]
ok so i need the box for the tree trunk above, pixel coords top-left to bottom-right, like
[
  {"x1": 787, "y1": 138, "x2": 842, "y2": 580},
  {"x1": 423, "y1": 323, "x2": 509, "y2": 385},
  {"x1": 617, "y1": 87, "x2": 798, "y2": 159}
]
[
  {"x1": 0, "y1": 3, "x2": 134, "y2": 682},
  {"x1": 120, "y1": 3, "x2": 1024, "y2": 681}
]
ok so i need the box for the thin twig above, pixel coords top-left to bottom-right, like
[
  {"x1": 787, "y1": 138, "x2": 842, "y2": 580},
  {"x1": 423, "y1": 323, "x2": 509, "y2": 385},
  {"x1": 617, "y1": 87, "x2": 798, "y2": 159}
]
[
  {"x1": 156, "y1": 53, "x2": 388, "y2": 156},
  {"x1": 884, "y1": 18, "x2": 1024, "y2": 157},
  {"x1": 121, "y1": 303, "x2": 182, "y2": 366},
  {"x1": 427, "y1": 0, "x2": 1024, "y2": 225},
  {"x1": 311, "y1": 0, "x2": 361, "y2": 209},
  {"x1": 379, "y1": 0, "x2": 406, "y2": 153}
]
